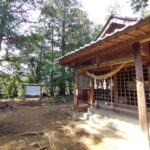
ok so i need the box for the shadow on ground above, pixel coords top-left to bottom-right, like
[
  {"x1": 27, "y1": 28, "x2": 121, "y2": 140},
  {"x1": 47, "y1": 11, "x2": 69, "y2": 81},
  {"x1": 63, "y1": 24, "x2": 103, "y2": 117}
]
[
  {"x1": 0, "y1": 102, "x2": 124, "y2": 150},
  {"x1": 0, "y1": 103, "x2": 89, "y2": 150}
]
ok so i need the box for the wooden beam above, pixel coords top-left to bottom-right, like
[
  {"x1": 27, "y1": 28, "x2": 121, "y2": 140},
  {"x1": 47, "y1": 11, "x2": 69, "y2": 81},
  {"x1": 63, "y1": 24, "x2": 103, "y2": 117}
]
[
  {"x1": 141, "y1": 43, "x2": 150, "y2": 56},
  {"x1": 90, "y1": 78, "x2": 94, "y2": 107},
  {"x1": 125, "y1": 34, "x2": 135, "y2": 38},
  {"x1": 133, "y1": 42, "x2": 149, "y2": 149},
  {"x1": 118, "y1": 36, "x2": 129, "y2": 40},
  {"x1": 77, "y1": 53, "x2": 134, "y2": 73},
  {"x1": 140, "y1": 37, "x2": 150, "y2": 43},
  {"x1": 111, "y1": 38, "x2": 124, "y2": 42},
  {"x1": 148, "y1": 66, "x2": 150, "y2": 89},
  {"x1": 74, "y1": 70, "x2": 79, "y2": 111},
  {"x1": 138, "y1": 30, "x2": 146, "y2": 35}
]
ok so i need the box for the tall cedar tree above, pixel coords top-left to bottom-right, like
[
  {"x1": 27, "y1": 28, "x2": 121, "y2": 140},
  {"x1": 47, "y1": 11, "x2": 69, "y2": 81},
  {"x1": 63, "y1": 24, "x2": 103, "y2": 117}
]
[{"x1": 41, "y1": 0, "x2": 93, "y2": 95}]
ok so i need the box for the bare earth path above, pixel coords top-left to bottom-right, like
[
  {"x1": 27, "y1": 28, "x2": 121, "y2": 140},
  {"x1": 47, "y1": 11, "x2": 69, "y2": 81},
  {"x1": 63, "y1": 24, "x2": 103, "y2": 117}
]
[{"x1": 0, "y1": 102, "x2": 111, "y2": 150}]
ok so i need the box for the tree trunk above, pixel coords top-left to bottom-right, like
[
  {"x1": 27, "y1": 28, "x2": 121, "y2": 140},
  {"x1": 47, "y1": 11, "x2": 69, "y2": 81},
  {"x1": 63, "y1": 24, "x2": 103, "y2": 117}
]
[
  {"x1": 59, "y1": 20, "x2": 66, "y2": 95},
  {"x1": 61, "y1": 21, "x2": 66, "y2": 56},
  {"x1": 50, "y1": 28, "x2": 54, "y2": 97}
]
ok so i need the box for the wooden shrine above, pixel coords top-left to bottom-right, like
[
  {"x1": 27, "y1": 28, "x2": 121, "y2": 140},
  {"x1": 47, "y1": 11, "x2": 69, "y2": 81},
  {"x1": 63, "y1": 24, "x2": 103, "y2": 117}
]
[{"x1": 59, "y1": 15, "x2": 150, "y2": 147}]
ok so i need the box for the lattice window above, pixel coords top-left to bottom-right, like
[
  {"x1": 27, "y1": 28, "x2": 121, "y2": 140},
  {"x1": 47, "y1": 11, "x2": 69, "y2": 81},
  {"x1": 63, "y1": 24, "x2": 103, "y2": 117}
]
[
  {"x1": 117, "y1": 67, "x2": 137, "y2": 106},
  {"x1": 94, "y1": 70, "x2": 114, "y2": 105},
  {"x1": 94, "y1": 66, "x2": 150, "y2": 108},
  {"x1": 117, "y1": 66, "x2": 150, "y2": 107},
  {"x1": 144, "y1": 67, "x2": 150, "y2": 107}
]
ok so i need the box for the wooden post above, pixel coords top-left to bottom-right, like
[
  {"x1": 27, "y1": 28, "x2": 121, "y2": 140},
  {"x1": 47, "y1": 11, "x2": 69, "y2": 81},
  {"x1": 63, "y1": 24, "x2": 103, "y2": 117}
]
[
  {"x1": 74, "y1": 70, "x2": 79, "y2": 111},
  {"x1": 113, "y1": 75, "x2": 118, "y2": 106},
  {"x1": 39, "y1": 85, "x2": 42, "y2": 101},
  {"x1": 148, "y1": 67, "x2": 150, "y2": 89},
  {"x1": 22, "y1": 84, "x2": 26, "y2": 101},
  {"x1": 90, "y1": 78, "x2": 94, "y2": 107},
  {"x1": 133, "y1": 42, "x2": 149, "y2": 148}
]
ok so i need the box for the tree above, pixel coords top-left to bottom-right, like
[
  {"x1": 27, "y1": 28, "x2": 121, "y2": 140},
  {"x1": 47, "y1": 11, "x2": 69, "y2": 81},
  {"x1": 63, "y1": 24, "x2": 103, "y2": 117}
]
[
  {"x1": 0, "y1": 0, "x2": 98, "y2": 98},
  {"x1": 0, "y1": 0, "x2": 42, "y2": 51},
  {"x1": 131, "y1": 0, "x2": 149, "y2": 12},
  {"x1": 142, "y1": 10, "x2": 150, "y2": 17},
  {"x1": 41, "y1": 0, "x2": 93, "y2": 95},
  {"x1": 106, "y1": 2, "x2": 121, "y2": 16},
  {"x1": 91, "y1": 24, "x2": 103, "y2": 40},
  {"x1": 105, "y1": 2, "x2": 121, "y2": 21}
]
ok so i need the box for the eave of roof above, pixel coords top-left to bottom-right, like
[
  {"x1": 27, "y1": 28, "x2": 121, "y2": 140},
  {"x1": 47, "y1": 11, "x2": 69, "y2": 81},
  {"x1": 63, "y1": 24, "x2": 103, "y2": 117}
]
[{"x1": 59, "y1": 16, "x2": 150, "y2": 67}]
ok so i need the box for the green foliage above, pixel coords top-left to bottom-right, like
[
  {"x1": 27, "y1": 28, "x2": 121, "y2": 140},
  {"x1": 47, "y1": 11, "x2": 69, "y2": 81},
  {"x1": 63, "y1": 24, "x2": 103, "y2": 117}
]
[
  {"x1": 131, "y1": 0, "x2": 149, "y2": 12},
  {"x1": 142, "y1": 10, "x2": 150, "y2": 17},
  {"x1": 40, "y1": 0, "x2": 96, "y2": 95},
  {"x1": 41, "y1": 0, "x2": 93, "y2": 55},
  {"x1": 0, "y1": 0, "x2": 42, "y2": 51},
  {"x1": 91, "y1": 24, "x2": 103, "y2": 40},
  {"x1": 0, "y1": 0, "x2": 103, "y2": 100},
  {"x1": 50, "y1": 95, "x2": 73, "y2": 103},
  {"x1": 0, "y1": 74, "x2": 20, "y2": 98}
]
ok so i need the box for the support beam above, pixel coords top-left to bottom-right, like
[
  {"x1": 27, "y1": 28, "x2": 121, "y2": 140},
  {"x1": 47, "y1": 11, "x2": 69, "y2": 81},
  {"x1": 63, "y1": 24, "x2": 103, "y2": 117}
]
[
  {"x1": 141, "y1": 43, "x2": 150, "y2": 57},
  {"x1": 90, "y1": 78, "x2": 94, "y2": 107},
  {"x1": 133, "y1": 42, "x2": 149, "y2": 148},
  {"x1": 77, "y1": 54, "x2": 134, "y2": 73},
  {"x1": 74, "y1": 71, "x2": 79, "y2": 111},
  {"x1": 148, "y1": 67, "x2": 150, "y2": 88}
]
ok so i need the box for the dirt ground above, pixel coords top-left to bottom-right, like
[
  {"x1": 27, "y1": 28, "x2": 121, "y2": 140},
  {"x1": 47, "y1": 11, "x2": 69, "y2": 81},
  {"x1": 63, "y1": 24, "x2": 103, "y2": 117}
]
[{"x1": 0, "y1": 102, "x2": 111, "y2": 150}]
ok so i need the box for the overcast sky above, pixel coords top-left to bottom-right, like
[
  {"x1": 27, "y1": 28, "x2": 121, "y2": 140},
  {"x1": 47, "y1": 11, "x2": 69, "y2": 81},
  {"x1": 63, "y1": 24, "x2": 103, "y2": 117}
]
[{"x1": 80, "y1": 0, "x2": 148, "y2": 24}]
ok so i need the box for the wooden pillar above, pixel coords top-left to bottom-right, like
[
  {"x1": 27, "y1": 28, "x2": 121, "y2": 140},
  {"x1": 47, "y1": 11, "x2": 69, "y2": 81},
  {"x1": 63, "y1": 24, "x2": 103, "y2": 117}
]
[
  {"x1": 148, "y1": 67, "x2": 150, "y2": 89},
  {"x1": 90, "y1": 78, "x2": 94, "y2": 107},
  {"x1": 74, "y1": 70, "x2": 79, "y2": 111},
  {"x1": 133, "y1": 42, "x2": 149, "y2": 147},
  {"x1": 39, "y1": 85, "x2": 42, "y2": 100},
  {"x1": 114, "y1": 74, "x2": 118, "y2": 106}
]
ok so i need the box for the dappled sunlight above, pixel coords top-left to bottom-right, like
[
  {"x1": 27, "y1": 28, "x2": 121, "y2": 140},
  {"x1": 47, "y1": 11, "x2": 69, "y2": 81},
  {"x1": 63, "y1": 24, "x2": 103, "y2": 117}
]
[
  {"x1": 62, "y1": 123, "x2": 112, "y2": 150},
  {"x1": 71, "y1": 108, "x2": 148, "y2": 150},
  {"x1": 0, "y1": 102, "x2": 148, "y2": 150},
  {"x1": 0, "y1": 103, "x2": 92, "y2": 150}
]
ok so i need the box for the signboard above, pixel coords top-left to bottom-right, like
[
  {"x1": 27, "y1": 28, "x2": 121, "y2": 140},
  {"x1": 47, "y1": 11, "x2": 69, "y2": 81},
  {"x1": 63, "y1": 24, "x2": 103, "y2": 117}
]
[{"x1": 25, "y1": 85, "x2": 41, "y2": 96}]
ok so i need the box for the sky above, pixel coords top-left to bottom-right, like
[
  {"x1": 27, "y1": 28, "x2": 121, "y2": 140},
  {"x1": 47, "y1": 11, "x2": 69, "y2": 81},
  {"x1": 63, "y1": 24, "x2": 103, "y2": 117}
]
[
  {"x1": 17, "y1": 0, "x2": 150, "y2": 32},
  {"x1": 80, "y1": 0, "x2": 143, "y2": 24}
]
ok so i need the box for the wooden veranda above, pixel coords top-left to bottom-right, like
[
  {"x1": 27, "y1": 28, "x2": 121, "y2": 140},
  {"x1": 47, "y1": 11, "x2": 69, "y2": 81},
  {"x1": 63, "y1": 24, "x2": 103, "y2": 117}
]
[{"x1": 59, "y1": 16, "x2": 150, "y2": 148}]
